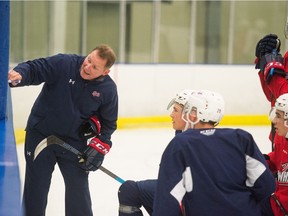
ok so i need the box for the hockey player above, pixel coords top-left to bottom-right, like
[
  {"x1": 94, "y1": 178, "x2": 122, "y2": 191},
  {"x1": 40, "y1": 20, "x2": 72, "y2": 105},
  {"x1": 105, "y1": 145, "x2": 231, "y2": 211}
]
[
  {"x1": 263, "y1": 93, "x2": 288, "y2": 216},
  {"x1": 8, "y1": 44, "x2": 118, "y2": 216},
  {"x1": 153, "y1": 90, "x2": 276, "y2": 216},
  {"x1": 118, "y1": 89, "x2": 195, "y2": 216},
  {"x1": 255, "y1": 34, "x2": 288, "y2": 216}
]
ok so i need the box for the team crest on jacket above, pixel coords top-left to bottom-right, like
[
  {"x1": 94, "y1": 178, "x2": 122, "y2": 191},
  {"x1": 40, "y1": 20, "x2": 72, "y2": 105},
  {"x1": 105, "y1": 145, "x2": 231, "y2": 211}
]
[{"x1": 92, "y1": 91, "x2": 100, "y2": 97}]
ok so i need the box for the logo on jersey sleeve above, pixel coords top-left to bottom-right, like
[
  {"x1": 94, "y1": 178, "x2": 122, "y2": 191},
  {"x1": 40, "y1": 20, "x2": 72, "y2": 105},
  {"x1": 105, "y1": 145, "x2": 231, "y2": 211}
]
[{"x1": 200, "y1": 129, "x2": 216, "y2": 136}]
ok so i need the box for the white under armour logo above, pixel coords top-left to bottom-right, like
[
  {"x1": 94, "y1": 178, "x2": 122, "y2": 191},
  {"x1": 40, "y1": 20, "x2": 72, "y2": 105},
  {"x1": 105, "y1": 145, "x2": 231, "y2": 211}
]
[
  {"x1": 69, "y1": 79, "x2": 75, "y2": 84},
  {"x1": 27, "y1": 151, "x2": 31, "y2": 156}
]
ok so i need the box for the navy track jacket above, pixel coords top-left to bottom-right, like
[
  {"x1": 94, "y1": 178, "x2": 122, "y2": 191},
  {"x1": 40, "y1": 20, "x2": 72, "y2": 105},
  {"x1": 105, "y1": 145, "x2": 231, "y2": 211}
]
[
  {"x1": 153, "y1": 128, "x2": 276, "y2": 216},
  {"x1": 12, "y1": 54, "x2": 118, "y2": 147}
]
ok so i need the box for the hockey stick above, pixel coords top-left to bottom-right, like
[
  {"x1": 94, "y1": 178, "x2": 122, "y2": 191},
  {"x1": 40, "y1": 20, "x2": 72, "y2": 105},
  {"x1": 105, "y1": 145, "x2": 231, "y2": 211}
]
[
  {"x1": 271, "y1": 193, "x2": 288, "y2": 216},
  {"x1": 33, "y1": 135, "x2": 125, "y2": 184}
]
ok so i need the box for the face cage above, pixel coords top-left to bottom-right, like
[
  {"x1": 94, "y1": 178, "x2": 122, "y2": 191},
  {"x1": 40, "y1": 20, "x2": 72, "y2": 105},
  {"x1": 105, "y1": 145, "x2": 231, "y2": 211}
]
[{"x1": 181, "y1": 106, "x2": 198, "y2": 131}]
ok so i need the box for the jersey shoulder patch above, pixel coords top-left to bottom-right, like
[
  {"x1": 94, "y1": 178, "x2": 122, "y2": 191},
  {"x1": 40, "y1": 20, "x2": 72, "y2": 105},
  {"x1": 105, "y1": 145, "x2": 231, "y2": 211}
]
[{"x1": 200, "y1": 129, "x2": 216, "y2": 136}]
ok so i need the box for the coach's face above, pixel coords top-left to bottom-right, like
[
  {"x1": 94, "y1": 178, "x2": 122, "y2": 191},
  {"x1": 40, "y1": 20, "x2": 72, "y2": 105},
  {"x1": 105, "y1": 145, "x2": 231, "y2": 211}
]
[{"x1": 80, "y1": 50, "x2": 110, "y2": 80}]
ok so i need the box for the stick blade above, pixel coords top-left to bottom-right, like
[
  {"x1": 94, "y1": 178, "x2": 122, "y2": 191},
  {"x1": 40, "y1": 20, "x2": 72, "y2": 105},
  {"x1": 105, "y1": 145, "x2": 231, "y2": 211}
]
[
  {"x1": 33, "y1": 138, "x2": 48, "y2": 161},
  {"x1": 33, "y1": 135, "x2": 65, "y2": 161}
]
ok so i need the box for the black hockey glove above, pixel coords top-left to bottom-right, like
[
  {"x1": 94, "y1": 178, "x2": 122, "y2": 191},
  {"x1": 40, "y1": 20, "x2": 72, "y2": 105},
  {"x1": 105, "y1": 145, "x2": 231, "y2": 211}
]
[
  {"x1": 79, "y1": 116, "x2": 101, "y2": 140},
  {"x1": 255, "y1": 34, "x2": 280, "y2": 58},
  {"x1": 255, "y1": 34, "x2": 281, "y2": 69},
  {"x1": 79, "y1": 137, "x2": 110, "y2": 171}
]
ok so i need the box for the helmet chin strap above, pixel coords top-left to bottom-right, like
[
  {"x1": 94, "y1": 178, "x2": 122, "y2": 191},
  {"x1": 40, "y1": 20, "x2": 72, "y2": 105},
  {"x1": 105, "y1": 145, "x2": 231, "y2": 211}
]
[
  {"x1": 182, "y1": 113, "x2": 190, "y2": 131},
  {"x1": 181, "y1": 112, "x2": 199, "y2": 131},
  {"x1": 187, "y1": 113, "x2": 199, "y2": 129},
  {"x1": 182, "y1": 113, "x2": 199, "y2": 131}
]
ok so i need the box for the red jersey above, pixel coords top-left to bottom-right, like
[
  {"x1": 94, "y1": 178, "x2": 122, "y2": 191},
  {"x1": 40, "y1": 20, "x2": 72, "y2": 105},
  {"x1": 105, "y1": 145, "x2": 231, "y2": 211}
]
[
  {"x1": 268, "y1": 135, "x2": 288, "y2": 215},
  {"x1": 258, "y1": 51, "x2": 288, "y2": 215}
]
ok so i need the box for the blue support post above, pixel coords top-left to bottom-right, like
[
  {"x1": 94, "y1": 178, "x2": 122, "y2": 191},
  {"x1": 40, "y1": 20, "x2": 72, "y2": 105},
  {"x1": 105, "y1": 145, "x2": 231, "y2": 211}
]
[
  {"x1": 0, "y1": 1, "x2": 22, "y2": 215},
  {"x1": 0, "y1": 1, "x2": 10, "y2": 120}
]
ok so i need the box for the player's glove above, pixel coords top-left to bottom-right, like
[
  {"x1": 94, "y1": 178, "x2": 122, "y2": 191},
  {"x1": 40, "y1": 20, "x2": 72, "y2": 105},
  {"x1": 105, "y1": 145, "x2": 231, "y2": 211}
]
[
  {"x1": 79, "y1": 137, "x2": 110, "y2": 171},
  {"x1": 255, "y1": 34, "x2": 280, "y2": 58},
  {"x1": 79, "y1": 116, "x2": 101, "y2": 139},
  {"x1": 260, "y1": 53, "x2": 286, "y2": 83},
  {"x1": 255, "y1": 34, "x2": 281, "y2": 69}
]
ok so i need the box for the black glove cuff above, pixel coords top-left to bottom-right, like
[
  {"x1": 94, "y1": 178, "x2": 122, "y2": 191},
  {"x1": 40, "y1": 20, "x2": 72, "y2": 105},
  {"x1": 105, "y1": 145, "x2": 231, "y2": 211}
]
[{"x1": 259, "y1": 53, "x2": 283, "y2": 72}]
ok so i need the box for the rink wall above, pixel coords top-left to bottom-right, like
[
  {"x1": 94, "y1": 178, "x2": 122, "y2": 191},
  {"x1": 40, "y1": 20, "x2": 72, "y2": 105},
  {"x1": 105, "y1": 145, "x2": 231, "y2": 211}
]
[{"x1": 11, "y1": 63, "x2": 271, "y2": 143}]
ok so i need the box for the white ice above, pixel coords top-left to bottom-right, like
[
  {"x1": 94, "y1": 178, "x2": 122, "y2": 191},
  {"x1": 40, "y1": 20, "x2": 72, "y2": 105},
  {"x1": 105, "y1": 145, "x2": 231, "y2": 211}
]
[{"x1": 16, "y1": 125, "x2": 272, "y2": 216}]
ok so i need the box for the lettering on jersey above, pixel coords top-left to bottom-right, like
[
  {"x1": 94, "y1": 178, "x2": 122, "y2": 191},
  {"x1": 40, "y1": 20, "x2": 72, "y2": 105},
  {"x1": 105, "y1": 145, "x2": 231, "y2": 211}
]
[
  {"x1": 277, "y1": 163, "x2": 288, "y2": 185},
  {"x1": 282, "y1": 163, "x2": 288, "y2": 172},
  {"x1": 200, "y1": 129, "x2": 216, "y2": 136},
  {"x1": 69, "y1": 79, "x2": 75, "y2": 85},
  {"x1": 92, "y1": 91, "x2": 100, "y2": 97}
]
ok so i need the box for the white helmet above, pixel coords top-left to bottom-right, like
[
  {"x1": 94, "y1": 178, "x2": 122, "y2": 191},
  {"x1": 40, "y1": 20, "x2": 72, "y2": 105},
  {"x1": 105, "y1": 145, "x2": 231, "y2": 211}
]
[
  {"x1": 269, "y1": 93, "x2": 288, "y2": 138},
  {"x1": 274, "y1": 93, "x2": 288, "y2": 119},
  {"x1": 185, "y1": 90, "x2": 225, "y2": 126},
  {"x1": 167, "y1": 89, "x2": 195, "y2": 131},
  {"x1": 269, "y1": 93, "x2": 288, "y2": 121},
  {"x1": 167, "y1": 89, "x2": 195, "y2": 110}
]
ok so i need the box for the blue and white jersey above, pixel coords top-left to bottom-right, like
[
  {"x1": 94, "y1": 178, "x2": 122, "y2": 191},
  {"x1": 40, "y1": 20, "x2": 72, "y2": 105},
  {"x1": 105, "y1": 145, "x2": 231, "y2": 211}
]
[{"x1": 153, "y1": 128, "x2": 276, "y2": 216}]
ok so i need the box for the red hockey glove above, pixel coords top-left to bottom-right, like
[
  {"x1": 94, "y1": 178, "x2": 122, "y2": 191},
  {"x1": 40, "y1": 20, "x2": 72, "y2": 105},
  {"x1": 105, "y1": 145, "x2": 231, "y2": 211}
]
[
  {"x1": 79, "y1": 137, "x2": 110, "y2": 171},
  {"x1": 79, "y1": 116, "x2": 101, "y2": 139},
  {"x1": 88, "y1": 137, "x2": 110, "y2": 155}
]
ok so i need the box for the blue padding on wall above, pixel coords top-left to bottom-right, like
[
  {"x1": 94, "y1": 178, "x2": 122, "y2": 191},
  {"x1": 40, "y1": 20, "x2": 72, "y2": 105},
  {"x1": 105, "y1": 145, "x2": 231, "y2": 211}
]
[
  {"x1": 0, "y1": 1, "x2": 22, "y2": 215},
  {"x1": 0, "y1": 1, "x2": 10, "y2": 120},
  {"x1": 0, "y1": 88, "x2": 21, "y2": 215}
]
